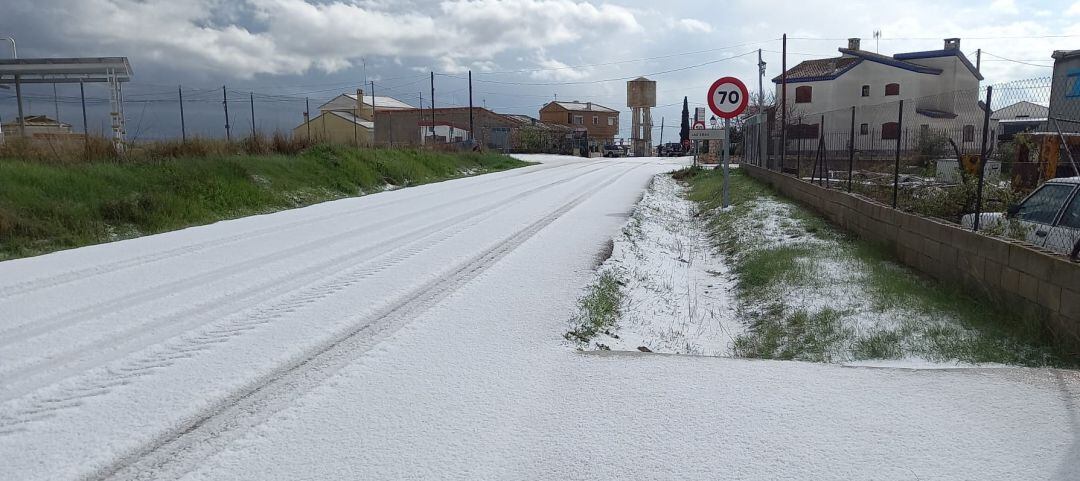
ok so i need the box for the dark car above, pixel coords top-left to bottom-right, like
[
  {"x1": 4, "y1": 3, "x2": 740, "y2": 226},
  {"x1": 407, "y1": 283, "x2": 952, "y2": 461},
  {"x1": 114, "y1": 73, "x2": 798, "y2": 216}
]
[{"x1": 658, "y1": 143, "x2": 685, "y2": 157}]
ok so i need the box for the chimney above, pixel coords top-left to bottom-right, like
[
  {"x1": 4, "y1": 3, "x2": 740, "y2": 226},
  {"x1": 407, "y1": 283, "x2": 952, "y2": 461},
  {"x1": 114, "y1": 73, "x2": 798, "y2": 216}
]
[
  {"x1": 848, "y1": 38, "x2": 861, "y2": 50},
  {"x1": 944, "y1": 38, "x2": 960, "y2": 50},
  {"x1": 355, "y1": 89, "x2": 364, "y2": 116},
  {"x1": 586, "y1": 102, "x2": 592, "y2": 110}
]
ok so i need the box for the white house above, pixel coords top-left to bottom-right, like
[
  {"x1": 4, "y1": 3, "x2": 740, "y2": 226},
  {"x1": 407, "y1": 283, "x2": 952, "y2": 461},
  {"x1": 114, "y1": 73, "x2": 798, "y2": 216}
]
[{"x1": 774, "y1": 38, "x2": 991, "y2": 153}]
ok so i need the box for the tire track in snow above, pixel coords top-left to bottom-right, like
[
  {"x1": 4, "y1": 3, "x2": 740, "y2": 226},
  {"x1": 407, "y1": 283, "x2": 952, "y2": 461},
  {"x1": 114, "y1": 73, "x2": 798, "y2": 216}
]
[
  {"x1": 0, "y1": 163, "x2": 610, "y2": 401},
  {"x1": 0, "y1": 162, "x2": 607, "y2": 347},
  {"x1": 94, "y1": 162, "x2": 644, "y2": 481},
  {"x1": 0, "y1": 160, "x2": 597, "y2": 302}
]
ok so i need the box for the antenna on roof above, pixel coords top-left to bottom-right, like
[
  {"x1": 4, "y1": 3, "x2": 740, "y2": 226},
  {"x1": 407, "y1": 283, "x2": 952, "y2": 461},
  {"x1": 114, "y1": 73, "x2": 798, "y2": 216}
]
[{"x1": 873, "y1": 30, "x2": 881, "y2": 53}]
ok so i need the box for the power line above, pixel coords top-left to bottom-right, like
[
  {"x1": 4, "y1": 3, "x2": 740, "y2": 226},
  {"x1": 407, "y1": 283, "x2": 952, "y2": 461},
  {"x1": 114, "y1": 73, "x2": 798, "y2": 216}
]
[
  {"x1": 441, "y1": 50, "x2": 758, "y2": 86},
  {"x1": 981, "y1": 51, "x2": 1054, "y2": 68}
]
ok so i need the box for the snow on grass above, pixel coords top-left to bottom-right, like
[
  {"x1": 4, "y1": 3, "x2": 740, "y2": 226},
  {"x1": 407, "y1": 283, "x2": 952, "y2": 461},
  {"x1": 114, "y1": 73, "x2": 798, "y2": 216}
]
[
  {"x1": 566, "y1": 174, "x2": 741, "y2": 355},
  {"x1": 571, "y1": 166, "x2": 1066, "y2": 367},
  {"x1": 698, "y1": 169, "x2": 1066, "y2": 367}
]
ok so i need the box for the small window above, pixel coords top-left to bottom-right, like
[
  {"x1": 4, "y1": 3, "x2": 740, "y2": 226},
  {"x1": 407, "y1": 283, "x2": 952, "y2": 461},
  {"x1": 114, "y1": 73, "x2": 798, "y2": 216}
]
[
  {"x1": 860, "y1": 123, "x2": 869, "y2": 135},
  {"x1": 593, "y1": 116, "x2": 599, "y2": 125},
  {"x1": 567, "y1": 113, "x2": 573, "y2": 123},
  {"x1": 962, "y1": 125, "x2": 975, "y2": 142},
  {"x1": 608, "y1": 117, "x2": 616, "y2": 126},
  {"x1": 795, "y1": 85, "x2": 812, "y2": 103},
  {"x1": 861, "y1": 85, "x2": 870, "y2": 97},
  {"x1": 885, "y1": 83, "x2": 900, "y2": 96},
  {"x1": 573, "y1": 115, "x2": 583, "y2": 125},
  {"x1": 881, "y1": 122, "x2": 899, "y2": 140},
  {"x1": 1061, "y1": 191, "x2": 1080, "y2": 228},
  {"x1": 1016, "y1": 184, "x2": 1076, "y2": 225}
]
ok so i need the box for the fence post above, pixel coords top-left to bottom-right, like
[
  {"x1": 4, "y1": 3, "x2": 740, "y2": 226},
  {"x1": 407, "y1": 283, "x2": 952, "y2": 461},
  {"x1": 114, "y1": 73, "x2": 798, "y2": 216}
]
[
  {"x1": 848, "y1": 106, "x2": 855, "y2": 192},
  {"x1": 973, "y1": 86, "x2": 994, "y2": 232},
  {"x1": 222, "y1": 86, "x2": 231, "y2": 142},
  {"x1": 796, "y1": 117, "x2": 803, "y2": 177},
  {"x1": 179, "y1": 85, "x2": 187, "y2": 142},
  {"x1": 249, "y1": 92, "x2": 256, "y2": 140},
  {"x1": 80, "y1": 79, "x2": 88, "y2": 158},
  {"x1": 892, "y1": 100, "x2": 904, "y2": 209}
]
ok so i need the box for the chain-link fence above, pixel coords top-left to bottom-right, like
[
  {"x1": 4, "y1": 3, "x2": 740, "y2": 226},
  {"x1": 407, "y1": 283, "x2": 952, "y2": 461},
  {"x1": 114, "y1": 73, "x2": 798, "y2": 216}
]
[{"x1": 744, "y1": 76, "x2": 1080, "y2": 260}]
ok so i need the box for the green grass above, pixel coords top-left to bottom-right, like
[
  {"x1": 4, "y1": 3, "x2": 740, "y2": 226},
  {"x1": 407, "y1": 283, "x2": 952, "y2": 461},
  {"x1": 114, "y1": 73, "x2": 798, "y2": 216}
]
[
  {"x1": 678, "y1": 166, "x2": 1074, "y2": 367},
  {"x1": 565, "y1": 270, "x2": 624, "y2": 346},
  {"x1": 0, "y1": 145, "x2": 529, "y2": 260}
]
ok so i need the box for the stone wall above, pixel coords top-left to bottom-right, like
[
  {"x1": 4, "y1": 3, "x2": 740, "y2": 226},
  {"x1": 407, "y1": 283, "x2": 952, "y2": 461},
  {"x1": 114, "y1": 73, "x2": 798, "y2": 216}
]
[{"x1": 742, "y1": 163, "x2": 1080, "y2": 350}]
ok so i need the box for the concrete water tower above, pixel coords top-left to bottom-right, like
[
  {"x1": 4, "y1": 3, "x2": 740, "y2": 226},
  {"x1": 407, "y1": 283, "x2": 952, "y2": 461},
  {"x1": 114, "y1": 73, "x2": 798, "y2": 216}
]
[{"x1": 627, "y1": 77, "x2": 656, "y2": 157}]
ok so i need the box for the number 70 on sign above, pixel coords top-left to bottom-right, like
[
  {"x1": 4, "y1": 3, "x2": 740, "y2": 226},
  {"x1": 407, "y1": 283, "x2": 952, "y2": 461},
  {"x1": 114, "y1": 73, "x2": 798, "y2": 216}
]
[{"x1": 707, "y1": 76, "x2": 749, "y2": 119}]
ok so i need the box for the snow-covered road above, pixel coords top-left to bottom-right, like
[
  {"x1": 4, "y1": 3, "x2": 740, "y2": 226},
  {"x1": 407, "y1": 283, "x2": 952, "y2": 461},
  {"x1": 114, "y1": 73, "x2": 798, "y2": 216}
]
[{"x1": 2, "y1": 155, "x2": 1079, "y2": 480}]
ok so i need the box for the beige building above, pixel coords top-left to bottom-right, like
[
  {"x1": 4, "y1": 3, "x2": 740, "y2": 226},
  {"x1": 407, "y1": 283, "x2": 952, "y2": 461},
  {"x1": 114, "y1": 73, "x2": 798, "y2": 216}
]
[
  {"x1": 293, "y1": 90, "x2": 414, "y2": 145},
  {"x1": 0, "y1": 115, "x2": 77, "y2": 143},
  {"x1": 538, "y1": 101, "x2": 619, "y2": 141}
]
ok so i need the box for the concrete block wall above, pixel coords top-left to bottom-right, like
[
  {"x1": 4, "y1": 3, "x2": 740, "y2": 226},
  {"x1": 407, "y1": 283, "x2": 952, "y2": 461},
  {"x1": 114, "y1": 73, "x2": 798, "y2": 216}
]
[{"x1": 742, "y1": 164, "x2": 1080, "y2": 350}]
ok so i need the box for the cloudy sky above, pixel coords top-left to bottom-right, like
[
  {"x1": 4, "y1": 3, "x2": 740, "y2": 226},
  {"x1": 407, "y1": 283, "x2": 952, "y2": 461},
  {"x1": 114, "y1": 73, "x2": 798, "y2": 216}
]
[{"x1": 1, "y1": 0, "x2": 1076, "y2": 139}]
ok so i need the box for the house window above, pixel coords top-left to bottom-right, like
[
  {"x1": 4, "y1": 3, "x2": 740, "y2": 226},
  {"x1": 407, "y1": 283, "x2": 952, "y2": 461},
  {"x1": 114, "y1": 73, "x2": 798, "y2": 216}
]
[
  {"x1": 608, "y1": 116, "x2": 616, "y2": 126},
  {"x1": 885, "y1": 83, "x2": 900, "y2": 96},
  {"x1": 860, "y1": 123, "x2": 869, "y2": 135},
  {"x1": 593, "y1": 116, "x2": 599, "y2": 125},
  {"x1": 567, "y1": 113, "x2": 573, "y2": 123},
  {"x1": 795, "y1": 85, "x2": 812, "y2": 103},
  {"x1": 881, "y1": 122, "x2": 899, "y2": 140},
  {"x1": 573, "y1": 115, "x2": 584, "y2": 125},
  {"x1": 861, "y1": 85, "x2": 870, "y2": 97},
  {"x1": 962, "y1": 125, "x2": 975, "y2": 142}
]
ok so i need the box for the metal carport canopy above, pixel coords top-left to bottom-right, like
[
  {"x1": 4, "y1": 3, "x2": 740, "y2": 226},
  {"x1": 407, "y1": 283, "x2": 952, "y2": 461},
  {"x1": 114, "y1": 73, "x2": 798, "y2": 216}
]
[{"x1": 0, "y1": 57, "x2": 132, "y2": 83}]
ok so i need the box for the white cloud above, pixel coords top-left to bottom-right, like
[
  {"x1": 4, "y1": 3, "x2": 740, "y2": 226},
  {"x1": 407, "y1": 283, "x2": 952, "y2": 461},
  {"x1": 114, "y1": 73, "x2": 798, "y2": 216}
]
[
  {"x1": 529, "y1": 54, "x2": 592, "y2": 81},
  {"x1": 671, "y1": 18, "x2": 713, "y2": 34},
  {"x1": 989, "y1": 0, "x2": 1018, "y2": 15},
  {"x1": 20, "y1": 0, "x2": 642, "y2": 78},
  {"x1": 1068, "y1": 1, "x2": 1080, "y2": 16}
]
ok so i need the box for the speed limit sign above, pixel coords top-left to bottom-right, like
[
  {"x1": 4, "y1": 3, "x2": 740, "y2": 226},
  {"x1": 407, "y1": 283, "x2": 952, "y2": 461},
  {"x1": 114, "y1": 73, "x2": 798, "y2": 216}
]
[{"x1": 707, "y1": 77, "x2": 749, "y2": 119}]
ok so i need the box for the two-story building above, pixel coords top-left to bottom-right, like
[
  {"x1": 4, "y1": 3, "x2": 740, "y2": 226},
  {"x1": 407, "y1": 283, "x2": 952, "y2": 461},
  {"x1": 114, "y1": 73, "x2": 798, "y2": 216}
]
[
  {"x1": 774, "y1": 38, "x2": 990, "y2": 153},
  {"x1": 293, "y1": 90, "x2": 414, "y2": 145},
  {"x1": 538, "y1": 101, "x2": 619, "y2": 144}
]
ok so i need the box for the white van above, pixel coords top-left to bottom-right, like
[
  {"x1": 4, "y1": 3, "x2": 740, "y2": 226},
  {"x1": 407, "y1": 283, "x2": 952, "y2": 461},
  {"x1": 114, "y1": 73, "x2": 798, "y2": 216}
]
[{"x1": 961, "y1": 177, "x2": 1080, "y2": 258}]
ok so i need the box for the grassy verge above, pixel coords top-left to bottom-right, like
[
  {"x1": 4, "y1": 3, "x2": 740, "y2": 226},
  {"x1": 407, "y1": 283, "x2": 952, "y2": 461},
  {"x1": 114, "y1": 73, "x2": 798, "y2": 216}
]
[
  {"x1": 564, "y1": 270, "x2": 624, "y2": 349},
  {"x1": 0, "y1": 144, "x2": 528, "y2": 260},
  {"x1": 679, "y1": 166, "x2": 1072, "y2": 367}
]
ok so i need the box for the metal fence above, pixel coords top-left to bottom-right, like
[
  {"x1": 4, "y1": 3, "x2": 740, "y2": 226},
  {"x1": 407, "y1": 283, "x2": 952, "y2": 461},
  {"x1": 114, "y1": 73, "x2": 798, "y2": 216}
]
[{"x1": 743, "y1": 76, "x2": 1080, "y2": 260}]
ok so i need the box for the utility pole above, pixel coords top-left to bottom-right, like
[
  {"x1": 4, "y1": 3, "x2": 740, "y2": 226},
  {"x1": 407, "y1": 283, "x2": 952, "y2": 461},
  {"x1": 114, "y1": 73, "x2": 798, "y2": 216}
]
[
  {"x1": 223, "y1": 85, "x2": 231, "y2": 142},
  {"x1": 305, "y1": 97, "x2": 311, "y2": 140},
  {"x1": 468, "y1": 70, "x2": 474, "y2": 142},
  {"x1": 758, "y1": 48, "x2": 766, "y2": 167},
  {"x1": 419, "y1": 90, "x2": 424, "y2": 144},
  {"x1": 659, "y1": 117, "x2": 664, "y2": 147},
  {"x1": 179, "y1": 85, "x2": 186, "y2": 142},
  {"x1": 780, "y1": 34, "x2": 788, "y2": 171},
  {"x1": 430, "y1": 71, "x2": 436, "y2": 140},
  {"x1": 370, "y1": 81, "x2": 376, "y2": 146}
]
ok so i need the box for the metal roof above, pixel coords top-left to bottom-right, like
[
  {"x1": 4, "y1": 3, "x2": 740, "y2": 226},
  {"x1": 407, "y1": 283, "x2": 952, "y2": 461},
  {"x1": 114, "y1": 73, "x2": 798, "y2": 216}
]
[
  {"x1": 327, "y1": 111, "x2": 374, "y2": 129},
  {"x1": 0, "y1": 57, "x2": 132, "y2": 84},
  {"x1": 545, "y1": 101, "x2": 618, "y2": 113}
]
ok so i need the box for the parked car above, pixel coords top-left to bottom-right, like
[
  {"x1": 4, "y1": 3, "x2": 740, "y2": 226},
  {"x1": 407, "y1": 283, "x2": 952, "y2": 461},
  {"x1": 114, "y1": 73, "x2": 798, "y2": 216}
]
[
  {"x1": 961, "y1": 177, "x2": 1080, "y2": 257},
  {"x1": 602, "y1": 144, "x2": 627, "y2": 158},
  {"x1": 658, "y1": 142, "x2": 685, "y2": 157}
]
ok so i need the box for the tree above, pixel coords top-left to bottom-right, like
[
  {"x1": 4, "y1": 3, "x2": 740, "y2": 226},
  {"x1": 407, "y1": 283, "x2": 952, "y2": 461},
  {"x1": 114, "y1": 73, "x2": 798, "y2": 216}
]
[{"x1": 679, "y1": 96, "x2": 690, "y2": 144}]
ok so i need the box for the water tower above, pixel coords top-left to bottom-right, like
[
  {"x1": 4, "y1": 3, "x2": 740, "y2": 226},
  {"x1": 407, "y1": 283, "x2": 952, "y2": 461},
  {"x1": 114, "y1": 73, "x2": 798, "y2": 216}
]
[{"x1": 627, "y1": 77, "x2": 656, "y2": 157}]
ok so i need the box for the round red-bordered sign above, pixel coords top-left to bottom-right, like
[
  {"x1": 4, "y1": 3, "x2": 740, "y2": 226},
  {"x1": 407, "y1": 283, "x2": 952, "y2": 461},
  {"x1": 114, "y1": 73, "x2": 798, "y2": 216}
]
[{"x1": 707, "y1": 76, "x2": 749, "y2": 119}]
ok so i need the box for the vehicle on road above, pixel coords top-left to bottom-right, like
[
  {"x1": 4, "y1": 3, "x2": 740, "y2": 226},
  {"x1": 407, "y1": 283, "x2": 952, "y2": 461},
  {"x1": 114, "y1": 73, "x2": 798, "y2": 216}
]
[
  {"x1": 602, "y1": 144, "x2": 627, "y2": 157},
  {"x1": 961, "y1": 177, "x2": 1080, "y2": 258},
  {"x1": 658, "y1": 142, "x2": 685, "y2": 157}
]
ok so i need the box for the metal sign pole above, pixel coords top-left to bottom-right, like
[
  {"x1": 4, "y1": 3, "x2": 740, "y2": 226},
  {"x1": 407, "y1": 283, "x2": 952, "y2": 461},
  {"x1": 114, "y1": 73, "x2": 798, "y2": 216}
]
[{"x1": 723, "y1": 117, "x2": 731, "y2": 208}]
